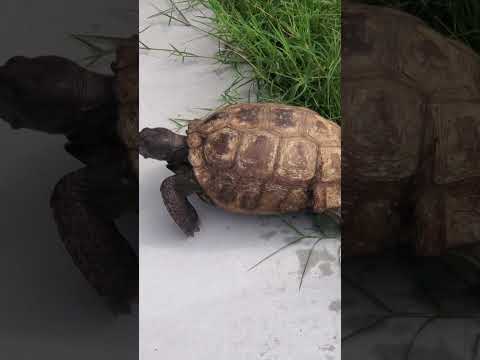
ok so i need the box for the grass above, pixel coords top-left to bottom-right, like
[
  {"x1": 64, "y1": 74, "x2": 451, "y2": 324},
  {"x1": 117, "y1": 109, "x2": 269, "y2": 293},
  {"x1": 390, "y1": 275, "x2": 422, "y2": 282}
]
[
  {"x1": 359, "y1": 0, "x2": 480, "y2": 55},
  {"x1": 206, "y1": 0, "x2": 341, "y2": 122},
  {"x1": 144, "y1": 0, "x2": 341, "y2": 123},
  {"x1": 72, "y1": 34, "x2": 136, "y2": 67}
]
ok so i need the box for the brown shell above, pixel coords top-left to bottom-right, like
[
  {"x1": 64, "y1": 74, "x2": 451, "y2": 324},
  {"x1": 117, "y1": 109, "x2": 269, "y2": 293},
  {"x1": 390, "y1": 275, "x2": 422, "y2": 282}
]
[
  {"x1": 343, "y1": 4, "x2": 480, "y2": 184},
  {"x1": 113, "y1": 36, "x2": 139, "y2": 177},
  {"x1": 187, "y1": 103, "x2": 341, "y2": 214},
  {"x1": 342, "y1": 3, "x2": 480, "y2": 256}
]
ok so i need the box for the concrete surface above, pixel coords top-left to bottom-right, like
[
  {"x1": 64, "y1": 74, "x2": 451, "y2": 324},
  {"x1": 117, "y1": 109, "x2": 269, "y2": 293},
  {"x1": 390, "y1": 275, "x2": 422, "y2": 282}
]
[
  {"x1": 342, "y1": 254, "x2": 480, "y2": 360},
  {"x1": 139, "y1": 1, "x2": 341, "y2": 359}
]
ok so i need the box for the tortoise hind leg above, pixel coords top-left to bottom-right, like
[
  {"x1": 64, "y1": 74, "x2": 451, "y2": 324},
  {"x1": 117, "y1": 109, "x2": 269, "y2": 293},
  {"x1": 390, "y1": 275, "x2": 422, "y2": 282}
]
[
  {"x1": 51, "y1": 168, "x2": 138, "y2": 313},
  {"x1": 161, "y1": 175, "x2": 200, "y2": 236},
  {"x1": 415, "y1": 184, "x2": 480, "y2": 255},
  {"x1": 323, "y1": 207, "x2": 342, "y2": 225}
]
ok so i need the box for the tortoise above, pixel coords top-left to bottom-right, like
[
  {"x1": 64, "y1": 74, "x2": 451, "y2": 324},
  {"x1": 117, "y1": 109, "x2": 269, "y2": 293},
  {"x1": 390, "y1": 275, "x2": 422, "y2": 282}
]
[
  {"x1": 139, "y1": 103, "x2": 341, "y2": 236},
  {"x1": 342, "y1": 2, "x2": 480, "y2": 256},
  {"x1": 0, "y1": 36, "x2": 138, "y2": 312}
]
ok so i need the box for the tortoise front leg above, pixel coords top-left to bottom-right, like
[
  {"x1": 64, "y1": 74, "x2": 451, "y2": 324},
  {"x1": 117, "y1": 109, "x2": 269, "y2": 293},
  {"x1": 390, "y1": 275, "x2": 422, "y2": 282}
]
[
  {"x1": 161, "y1": 175, "x2": 200, "y2": 237},
  {"x1": 51, "y1": 168, "x2": 138, "y2": 313}
]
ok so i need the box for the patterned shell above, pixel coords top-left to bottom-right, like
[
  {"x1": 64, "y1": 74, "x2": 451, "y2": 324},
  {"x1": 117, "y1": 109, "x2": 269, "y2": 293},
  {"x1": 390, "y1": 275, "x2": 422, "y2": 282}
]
[
  {"x1": 114, "y1": 36, "x2": 139, "y2": 177},
  {"x1": 343, "y1": 3, "x2": 480, "y2": 184},
  {"x1": 342, "y1": 3, "x2": 480, "y2": 255},
  {"x1": 186, "y1": 103, "x2": 341, "y2": 214}
]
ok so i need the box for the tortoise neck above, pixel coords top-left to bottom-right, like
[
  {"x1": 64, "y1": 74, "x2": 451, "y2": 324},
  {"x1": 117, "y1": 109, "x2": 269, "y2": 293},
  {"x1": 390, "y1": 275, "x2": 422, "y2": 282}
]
[
  {"x1": 166, "y1": 131, "x2": 188, "y2": 164},
  {"x1": 166, "y1": 147, "x2": 189, "y2": 170}
]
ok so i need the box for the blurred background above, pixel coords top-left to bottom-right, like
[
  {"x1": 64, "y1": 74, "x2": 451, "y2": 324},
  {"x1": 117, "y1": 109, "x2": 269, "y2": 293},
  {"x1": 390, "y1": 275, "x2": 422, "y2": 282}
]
[
  {"x1": 343, "y1": 1, "x2": 480, "y2": 359},
  {"x1": 0, "y1": 1, "x2": 138, "y2": 358}
]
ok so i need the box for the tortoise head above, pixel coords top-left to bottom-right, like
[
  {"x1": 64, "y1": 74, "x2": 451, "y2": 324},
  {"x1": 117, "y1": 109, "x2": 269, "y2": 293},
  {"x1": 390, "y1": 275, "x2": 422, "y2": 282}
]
[
  {"x1": 139, "y1": 127, "x2": 186, "y2": 161},
  {"x1": 0, "y1": 55, "x2": 115, "y2": 134}
]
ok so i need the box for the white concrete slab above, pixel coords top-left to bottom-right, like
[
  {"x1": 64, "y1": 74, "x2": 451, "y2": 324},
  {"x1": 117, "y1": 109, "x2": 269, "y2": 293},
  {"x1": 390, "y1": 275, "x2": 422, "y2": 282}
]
[{"x1": 139, "y1": 2, "x2": 340, "y2": 359}]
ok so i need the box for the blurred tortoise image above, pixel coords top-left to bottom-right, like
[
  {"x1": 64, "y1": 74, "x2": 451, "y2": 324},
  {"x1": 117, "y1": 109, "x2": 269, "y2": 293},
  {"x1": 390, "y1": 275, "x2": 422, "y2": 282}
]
[
  {"x1": 0, "y1": 36, "x2": 138, "y2": 311},
  {"x1": 140, "y1": 103, "x2": 341, "y2": 236},
  {"x1": 343, "y1": 3, "x2": 480, "y2": 256}
]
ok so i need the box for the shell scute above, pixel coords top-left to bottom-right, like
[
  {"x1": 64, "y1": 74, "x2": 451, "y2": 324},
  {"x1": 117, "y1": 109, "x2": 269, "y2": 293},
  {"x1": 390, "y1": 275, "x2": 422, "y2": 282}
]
[
  {"x1": 228, "y1": 103, "x2": 265, "y2": 129},
  {"x1": 236, "y1": 131, "x2": 279, "y2": 179},
  {"x1": 234, "y1": 180, "x2": 264, "y2": 210},
  {"x1": 280, "y1": 189, "x2": 309, "y2": 212},
  {"x1": 210, "y1": 172, "x2": 236, "y2": 204},
  {"x1": 186, "y1": 132, "x2": 203, "y2": 148},
  {"x1": 257, "y1": 182, "x2": 290, "y2": 213},
  {"x1": 313, "y1": 183, "x2": 341, "y2": 212},
  {"x1": 114, "y1": 38, "x2": 138, "y2": 176},
  {"x1": 188, "y1": 146, "x2": 205, "y2": 168},
  {"x1": 318, "y1": 147, "x2": 341, "y2": 182},
  {"x1": 198, "y1": 111, "x2": 229, "y2": 134},
  {"x1": 275, "y1": 138, "x2": 318, "y2": 183},
  {"x1": 432, "y1": 101, "x2": 480, "y2": 183},
  {"x1": 266, "y1": 106, "x2": 304, "y2": 136},
  {"x1": 342, "y1": 78, "x2": 424, "y2": 180},
  {"x1": 305, "y1": 113, "x2": 340, "y2": 147},
  {"x1": 204, "y1": 127, "x2": 240, "y2": 169}
]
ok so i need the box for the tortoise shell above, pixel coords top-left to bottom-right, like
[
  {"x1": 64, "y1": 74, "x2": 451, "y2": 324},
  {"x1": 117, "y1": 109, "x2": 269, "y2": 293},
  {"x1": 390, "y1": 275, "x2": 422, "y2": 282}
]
[
  {"x1": 342, "y1": 3, "x2": 480, "y2": 255},
  {"x1": 113, "y1": 36, "x2": 139, "y2": 177},
  {"x1": 186, "y1": 103, "x2": 341, "y2": 214},
  {"x1": 343, "y1": 3, "x2": 480, "y2": 184}
]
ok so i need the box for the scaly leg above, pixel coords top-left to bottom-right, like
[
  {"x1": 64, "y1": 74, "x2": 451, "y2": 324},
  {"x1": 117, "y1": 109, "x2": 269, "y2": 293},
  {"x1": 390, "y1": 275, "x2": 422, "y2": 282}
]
[
  {"x1": 161, "y1": 175, "x2": 200, "y2": 237},
  {"x1": 51, "y1": 167, "x2": 138, "y2": 313}
]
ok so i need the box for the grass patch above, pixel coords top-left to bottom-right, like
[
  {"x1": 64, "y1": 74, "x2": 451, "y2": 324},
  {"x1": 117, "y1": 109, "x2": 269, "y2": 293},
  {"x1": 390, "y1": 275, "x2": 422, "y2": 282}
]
[
  {"x1": 359, "y1": 0, "x2": 480, "y2": 54},
  {"x1": 206, "y1": 0, "x2": 341, "y2": 122},
  {"x1": 146, "y1": 0, "x2": 341, "y2": 123}
]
